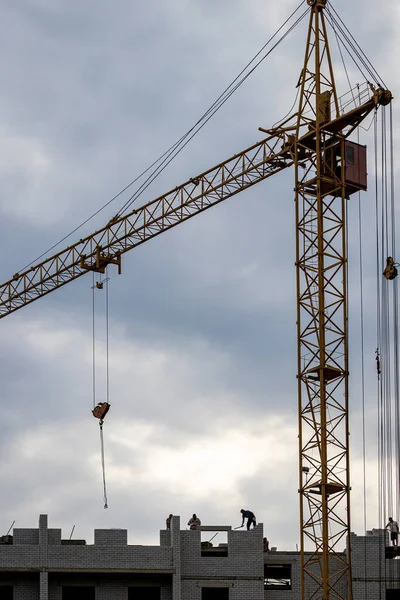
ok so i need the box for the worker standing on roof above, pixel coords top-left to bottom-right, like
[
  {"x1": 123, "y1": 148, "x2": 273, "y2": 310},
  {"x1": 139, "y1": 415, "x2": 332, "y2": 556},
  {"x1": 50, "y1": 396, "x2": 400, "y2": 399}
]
[
  {"x1": 188, "y1": 514, "x2": 201, "y2": 530},
  {"x1": 240, "y1": 509, "x2": 256, "y2": 530},
  {"x1": 386, "y1": 517, "x2": 399, "y2": 546},
  {"x1": 166, "y1": 514, "x2": 173, "y2": 530}
]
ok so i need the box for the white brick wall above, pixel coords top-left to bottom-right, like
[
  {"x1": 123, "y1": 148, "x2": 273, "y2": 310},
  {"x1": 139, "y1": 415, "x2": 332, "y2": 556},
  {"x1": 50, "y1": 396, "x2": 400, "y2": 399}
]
[{"x1": 1, "y1": 514, "x2": 400, "y2": 599}]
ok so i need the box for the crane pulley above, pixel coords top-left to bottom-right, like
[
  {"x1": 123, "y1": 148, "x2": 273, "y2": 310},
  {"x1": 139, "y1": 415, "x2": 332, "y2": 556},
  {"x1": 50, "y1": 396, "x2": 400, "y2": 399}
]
[
  {"x1": 383, "y1": 256, "x2": 398, "y2": 280},
  {"x1": 92, "y1": 402, "x2": 111, "y2": 425}
]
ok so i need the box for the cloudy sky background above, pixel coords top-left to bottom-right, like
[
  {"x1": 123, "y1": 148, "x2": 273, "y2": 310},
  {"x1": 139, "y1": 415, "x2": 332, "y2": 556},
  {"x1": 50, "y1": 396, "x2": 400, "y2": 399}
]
[{"x1": 0, "y1": 0, "x2": 399, "y2": 549}]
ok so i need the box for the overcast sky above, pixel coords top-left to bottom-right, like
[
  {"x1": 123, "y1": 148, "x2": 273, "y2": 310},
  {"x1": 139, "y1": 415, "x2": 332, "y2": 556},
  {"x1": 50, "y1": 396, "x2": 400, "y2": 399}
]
[{"x1": 0, "y1": 0, "x2": 399, "y2": 550}]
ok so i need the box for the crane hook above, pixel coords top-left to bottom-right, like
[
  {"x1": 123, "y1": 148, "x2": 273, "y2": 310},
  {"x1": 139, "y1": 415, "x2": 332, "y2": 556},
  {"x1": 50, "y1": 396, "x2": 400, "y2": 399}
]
[{"x1": 383, "y1": 257, "x2": 398, "y2": 280}]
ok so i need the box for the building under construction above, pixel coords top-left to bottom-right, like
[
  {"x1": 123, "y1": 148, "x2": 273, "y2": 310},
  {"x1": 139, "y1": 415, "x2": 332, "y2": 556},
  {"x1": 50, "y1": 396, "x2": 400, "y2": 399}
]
[{"x1": 0, "y1": 514, "x2": 399, "y2": 599}]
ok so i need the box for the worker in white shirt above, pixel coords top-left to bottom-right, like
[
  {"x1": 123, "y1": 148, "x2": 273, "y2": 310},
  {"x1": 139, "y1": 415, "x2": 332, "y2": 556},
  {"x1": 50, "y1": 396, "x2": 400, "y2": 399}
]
[
  {"x1": 188, "y1": 514, "x2": 201, "y2": 530},
  {"x1": 386, "y1": 517, "x2": 399, "y2": 546}
]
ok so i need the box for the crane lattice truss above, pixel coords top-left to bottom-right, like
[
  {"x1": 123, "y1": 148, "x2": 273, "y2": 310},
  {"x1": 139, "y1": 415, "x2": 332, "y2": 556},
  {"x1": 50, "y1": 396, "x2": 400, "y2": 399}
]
[
  {"x1": 0, "y1": 1, "x2": 391, "y2": 599},
  {"x1": 296, "y1": 5, "x2": 352, "y2": 600}
]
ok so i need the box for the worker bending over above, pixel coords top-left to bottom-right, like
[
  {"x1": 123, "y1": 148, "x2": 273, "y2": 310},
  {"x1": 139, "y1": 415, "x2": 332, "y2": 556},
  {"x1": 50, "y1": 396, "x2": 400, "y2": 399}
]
[{"x1": 240, "y1": 509, "x2": 256, "y2": 530}]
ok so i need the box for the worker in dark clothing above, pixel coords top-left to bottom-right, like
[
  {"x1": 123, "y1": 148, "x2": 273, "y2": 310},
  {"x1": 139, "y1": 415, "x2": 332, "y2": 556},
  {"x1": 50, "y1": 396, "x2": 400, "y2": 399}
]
[
  {"x1": 240, "y1": 509, "x2": 256, "y2": 530},
  {"x1": 263, "y1": 537, "x2": 269, "y2": 552},
  {"x1": 166, "y1": 514, "x2": 173, "y2": 529}
]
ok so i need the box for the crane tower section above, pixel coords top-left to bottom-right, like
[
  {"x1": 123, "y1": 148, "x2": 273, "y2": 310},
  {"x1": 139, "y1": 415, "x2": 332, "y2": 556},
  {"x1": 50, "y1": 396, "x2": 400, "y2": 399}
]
[{"x1": 294, "y1": 1, "x2": 390, "y2": 599}]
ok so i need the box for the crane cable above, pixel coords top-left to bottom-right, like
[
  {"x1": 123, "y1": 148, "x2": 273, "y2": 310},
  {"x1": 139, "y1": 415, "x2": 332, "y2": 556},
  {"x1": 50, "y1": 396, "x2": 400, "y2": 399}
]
[
  {"x1": 328, "y1": 6, "x2": 357, "y2": 109},
  {"x1": 17, "y1": 2, "x2": 308, "y2": 272},
  {"x1": 373, "y1": 110, "x2": 384, "y2": 600},
  {"x1": 92, "y1": 272, "x2": 96, "y2": 412},
  {"x1": 101, "y1": 273, "x2": 110, "y2": 509},
  {"x1": 388, "y1": 100, "x2": 399, "y2": 588},
  {"x1": 375, "y1": 101, "x2": 399, "y2": 580},
  {"x1": 389, "y1": 103, "x2": 400, "y2": 515},
  {"x1": 113, "y1": 7, "x2": 308, "y2": 218},
  {"x1": 355, "y1": 103, "x2": 369, "y2": 597},
  {"x1": 18, "y1": 3, "x2": 378, "y2": 272},
  {"x1": 325, "y1": 5, "x2": 386, "y2": 89},
  {"x1": 92, "y1": 269, "x2": 111, "y2": 509},
  {"x1": 378, "y1": 106, "x2": 390, "y2": 591}
]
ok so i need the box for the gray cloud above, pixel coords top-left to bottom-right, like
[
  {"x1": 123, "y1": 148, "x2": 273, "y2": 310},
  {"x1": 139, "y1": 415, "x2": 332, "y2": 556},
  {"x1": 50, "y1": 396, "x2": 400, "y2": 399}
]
[{"x1": 0, "y1": 0, "x2": 399, "y2": 551}]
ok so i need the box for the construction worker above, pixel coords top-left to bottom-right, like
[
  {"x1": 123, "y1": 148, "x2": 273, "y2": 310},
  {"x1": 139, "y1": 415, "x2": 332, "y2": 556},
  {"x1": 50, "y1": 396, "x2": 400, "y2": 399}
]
[
  {"x1": 166, "y1": 514, "x2": 173, "y2": 530},
  {"x1": 263, "y1": 537, "x2": 270, "y2": 552},
  {"x1": 386, "y1": 517, "x2": 399, "y2": 546},
  {"x1": 188, "y1": 514, "x2": 201, "y2": 530},
  {"x1": 240, "y1": 509, "x2": 256, "y2": 530}
]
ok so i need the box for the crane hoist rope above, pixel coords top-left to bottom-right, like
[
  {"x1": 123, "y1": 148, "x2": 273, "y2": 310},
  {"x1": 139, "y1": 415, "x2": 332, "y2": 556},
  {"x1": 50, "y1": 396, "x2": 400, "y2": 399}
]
[
  {"x1": 374, "y1": 102, "x2": 399, "y2": 545},
  {"x1": 354, "y1": 107, "x2": 370, "y2": 599},
  {"x1": 91, "y1": 269, "x2": 111, "y2": 509}
]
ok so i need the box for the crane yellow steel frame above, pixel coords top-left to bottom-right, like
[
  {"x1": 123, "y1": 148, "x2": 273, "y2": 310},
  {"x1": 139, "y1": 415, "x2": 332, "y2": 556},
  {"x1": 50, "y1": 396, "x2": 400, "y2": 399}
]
[{"x1": 0, "y1": 1, "x2": 392, "y2": 598}]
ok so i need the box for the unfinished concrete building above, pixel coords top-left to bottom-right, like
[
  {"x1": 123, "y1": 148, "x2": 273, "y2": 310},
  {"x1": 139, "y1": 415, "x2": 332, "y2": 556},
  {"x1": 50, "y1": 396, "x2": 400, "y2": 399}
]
[{"x1": 0, "y1": 515, "x2": 399, "y2": 599}]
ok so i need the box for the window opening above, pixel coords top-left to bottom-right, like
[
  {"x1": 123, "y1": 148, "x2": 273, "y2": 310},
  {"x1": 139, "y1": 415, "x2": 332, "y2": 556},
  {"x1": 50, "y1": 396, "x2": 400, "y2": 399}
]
[
  {"x1": 201, "y1": 531, "x2": 228, "y2": 557},
  {"x1": 128, "y1": 587, "x2": 161, "y2": 600},
  {"x1": 264, "y1": 564, "x2": 292, "y2": 590},
  {"x1": 62, "y1": 586, "x2": 95, "y2": 600},
  {"x1": 0, "y1": 586, "x2": 13, "y2": 600},
  {"x1": 201, "y1": 588, "x2": 229, "y2": 600},
  {"x1": 345, "y1": 144, "x2": 355, "y2": 165}
]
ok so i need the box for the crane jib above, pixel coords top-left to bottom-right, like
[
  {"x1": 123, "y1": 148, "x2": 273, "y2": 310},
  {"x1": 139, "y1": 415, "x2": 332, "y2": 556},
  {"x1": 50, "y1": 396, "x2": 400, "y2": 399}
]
[{"x1": 0, "y1": 92, "x2": 385, "y2": 320}]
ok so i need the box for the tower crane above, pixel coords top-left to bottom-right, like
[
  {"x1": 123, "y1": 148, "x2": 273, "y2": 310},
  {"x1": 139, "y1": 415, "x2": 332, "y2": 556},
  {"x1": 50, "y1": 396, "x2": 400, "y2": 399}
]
[{"x1": 0, "y1": 1, "x2": 392, "y2": 599}]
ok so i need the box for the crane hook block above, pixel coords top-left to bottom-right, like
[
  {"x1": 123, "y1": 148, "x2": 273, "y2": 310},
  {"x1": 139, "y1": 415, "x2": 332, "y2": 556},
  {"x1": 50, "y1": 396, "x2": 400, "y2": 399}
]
[
  {"x1": 92, "y1": 402, "x2": 111, "y2": 424},
  {"x1": 383, "y1": 257, "x2": 398, "y2": 280}
]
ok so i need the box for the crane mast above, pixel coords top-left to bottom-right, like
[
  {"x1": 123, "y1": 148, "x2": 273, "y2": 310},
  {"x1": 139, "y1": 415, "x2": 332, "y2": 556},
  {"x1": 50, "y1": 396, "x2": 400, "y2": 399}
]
[
  {"x1": 295, "y1": 2, "x2": 390, "y2": 599},
  {"x1": 0, "y1": 2, "x2": 392, "y2": 599},
  {"x1": 296, "y1": 2, "x2": 352, "y2": 599}
]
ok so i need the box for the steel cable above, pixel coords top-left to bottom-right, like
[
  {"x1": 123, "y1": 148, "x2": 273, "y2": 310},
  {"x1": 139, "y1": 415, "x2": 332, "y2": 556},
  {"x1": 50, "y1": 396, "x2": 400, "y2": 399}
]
[{"x1": 18, "y1": 2, "x2": 307, "y2": 271}]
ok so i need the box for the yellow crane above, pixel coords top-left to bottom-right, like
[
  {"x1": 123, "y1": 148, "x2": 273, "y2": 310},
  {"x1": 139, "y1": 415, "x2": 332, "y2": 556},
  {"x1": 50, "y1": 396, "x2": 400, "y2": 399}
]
[{"x1": 0, "y1": 1, "x2": 392, "y2": 598}]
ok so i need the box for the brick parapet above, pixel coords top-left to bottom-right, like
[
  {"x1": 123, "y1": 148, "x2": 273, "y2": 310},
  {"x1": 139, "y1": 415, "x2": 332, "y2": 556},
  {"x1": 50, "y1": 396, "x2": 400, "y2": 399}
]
[
  {"x1": 13, "y1": 529, "x2": 39, "y2": 545},
  {"x1": 94, "y1": 529, "x2": 128, "y2": 546},
  {"x1": 2, "y1": 514, "x2": 400, "y2": 600},
  {"x1": 180, "y1": 523, "x2": 263, "y2": 579}
]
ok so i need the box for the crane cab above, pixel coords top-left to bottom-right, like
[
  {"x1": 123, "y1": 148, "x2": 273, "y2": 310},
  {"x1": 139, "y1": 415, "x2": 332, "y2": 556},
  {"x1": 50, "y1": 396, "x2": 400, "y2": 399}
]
[
  {"x1": 343, "y1": 140, "x2": 367, "y2": 194},
  {"x1": 322, "y1": 140, "x2": 367, "y2": 197}
]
